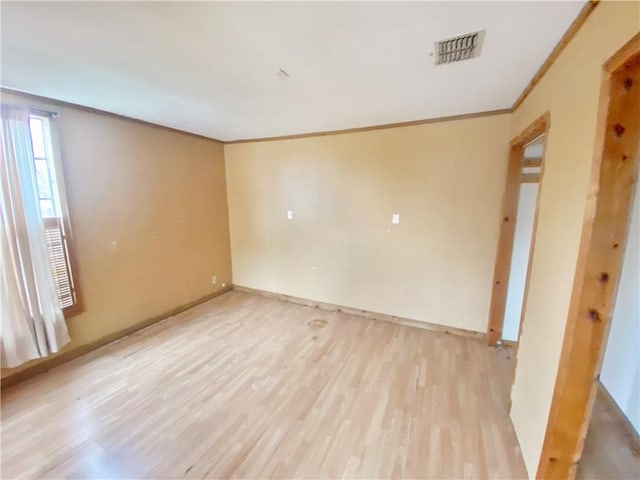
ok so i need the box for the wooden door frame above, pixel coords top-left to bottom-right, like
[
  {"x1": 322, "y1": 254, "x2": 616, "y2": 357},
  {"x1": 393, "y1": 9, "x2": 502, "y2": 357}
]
[
  {"x1": 486, "y1": 113, "x2": 550, "y2": 345},
  {"x1": 536, "y1": 33, "x2": 640, "y2": 479}
]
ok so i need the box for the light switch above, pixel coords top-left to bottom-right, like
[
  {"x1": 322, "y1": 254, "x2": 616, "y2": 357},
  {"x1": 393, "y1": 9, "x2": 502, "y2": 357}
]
[
  {"x1": 392, "y1": 213, "x2": 400, "y2": 224},
  {"x1": 287, "y1": 210, "x2": 294, "y2": 220}
]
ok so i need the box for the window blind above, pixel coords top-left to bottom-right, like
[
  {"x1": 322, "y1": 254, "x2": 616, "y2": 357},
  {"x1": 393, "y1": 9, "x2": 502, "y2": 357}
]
[{"x1": 43, "y1": 217, "x2": 76, "y2": 310}]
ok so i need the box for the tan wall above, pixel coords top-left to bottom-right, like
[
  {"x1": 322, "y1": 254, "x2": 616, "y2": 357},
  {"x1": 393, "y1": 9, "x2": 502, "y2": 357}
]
[
  {"x1": 509, "y1": 2, "x2": 640, "y2": 477},
  {"x1": 1, "y1": 92, "x2": 232, "y2": 378},
  {"x1": 225, "y1": 114, "x2": 511, "y2": 333}
]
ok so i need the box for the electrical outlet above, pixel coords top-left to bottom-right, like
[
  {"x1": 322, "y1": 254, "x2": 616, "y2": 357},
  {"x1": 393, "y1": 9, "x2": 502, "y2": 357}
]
[
  {"x1": 392, "y1": 213, "x2": 400, "y2": 224},
  {"x1": 287, "y1": 210, "x2": 294, "y2": 220},
  {"x1": 212, "y1": 276, "x2": 217, "y2": 285}
]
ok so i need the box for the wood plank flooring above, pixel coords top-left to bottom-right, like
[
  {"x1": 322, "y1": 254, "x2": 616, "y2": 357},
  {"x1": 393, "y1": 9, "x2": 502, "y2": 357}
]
[
  {"x1": 577, "y1": 386, "x2": 640, "y2": 479},
  {"x1": 1, "y1": 290, "x2": 527, "y2": 479}
]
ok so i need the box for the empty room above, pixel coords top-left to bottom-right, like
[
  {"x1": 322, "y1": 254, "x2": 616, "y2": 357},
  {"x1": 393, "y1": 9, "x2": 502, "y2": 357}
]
[{"x1": 1, "y1": 1, "x2": 639, "y2": 479}]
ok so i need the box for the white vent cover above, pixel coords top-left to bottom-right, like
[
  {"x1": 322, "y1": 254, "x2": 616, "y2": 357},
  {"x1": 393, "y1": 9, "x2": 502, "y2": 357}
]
[{"x1": 434, "y1": 30, "x2": 485, "y2": 65}]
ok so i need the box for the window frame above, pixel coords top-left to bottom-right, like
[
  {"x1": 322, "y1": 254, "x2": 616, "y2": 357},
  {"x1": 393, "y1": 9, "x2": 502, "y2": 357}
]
[{"x1": 28, "y1": 112, "x2": 84, "y2": 319}]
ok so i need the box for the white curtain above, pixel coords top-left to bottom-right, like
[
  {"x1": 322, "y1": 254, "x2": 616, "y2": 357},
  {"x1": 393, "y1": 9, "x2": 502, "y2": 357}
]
[{"x1": 0, "y1": 106, "x2": 70, "y2": 368}]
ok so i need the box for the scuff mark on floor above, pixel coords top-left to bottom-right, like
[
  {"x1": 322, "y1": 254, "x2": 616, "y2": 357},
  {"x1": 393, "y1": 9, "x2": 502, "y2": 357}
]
[{"x1": 307, "y1": 319, "x2": 328, "y2": 329}]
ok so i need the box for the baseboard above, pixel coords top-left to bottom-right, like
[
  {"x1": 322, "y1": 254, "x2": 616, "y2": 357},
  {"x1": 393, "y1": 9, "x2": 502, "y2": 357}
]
[
  {"x1": 597, "y1": 381, "x2": 640, "y2": 449},
  {"x1": 1, "y1": 286, "x2": 232, "y2": 389},
  {"x1": 233, "y1": 285, "x2": 485, "y2": 340}
]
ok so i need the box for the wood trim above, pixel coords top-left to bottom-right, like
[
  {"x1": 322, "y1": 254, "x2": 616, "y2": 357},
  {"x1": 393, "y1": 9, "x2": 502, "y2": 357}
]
[
  {"x1": 233, "y1": 285, "x2": 486, "y2": 340},
  {"x1": 1, "y1": 88, "x2": 225, "y2": 144},
  {"x1": 486, "y1": 113, "x2": 550, "y2": 345},
  {"x1": 511, "y1": 0, "x2": 601, "y2": 111},
  {"x1": 486, "y1": 146, "x2": 523, "y2": 344},
  {"x1": 523, "y1": 158, "x2": 542, "y2": 168},
  {"x1": 501, "y1": 339, "x2": 518, "y2": 348},
  {"x1": 604, "y1": 31, "x2": 640, "y2": 74},
  {"x1": 0, "y1": 286, "x2": 233, "y2": 389},
  {"x1": 224, "y1": 109, "x2": 512, "y2": 145},
  {"x1": 596, "y1": 381, "x2": 640, "y2": 449},
  {"x1": 3, "y1": 87, "x2": 511, "y2": 146},
  {"x1": 0, "y1": 2, "x2": 602, "y2": 148},
  {"x1": 521, "y1": 173, "x2": 540, "y2": 184},
  {"x1": 536, "y1": 35, "x2": 640, "y2": 480},
  {"x1": 510, "y1": 113, "x2": 549, "y2": 146}
]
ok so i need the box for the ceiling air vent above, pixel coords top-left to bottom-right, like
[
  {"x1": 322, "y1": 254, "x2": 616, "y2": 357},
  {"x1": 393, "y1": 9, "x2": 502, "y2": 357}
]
[{"x1": 434, "y1": 30, "x2": 485, "y2": 65}]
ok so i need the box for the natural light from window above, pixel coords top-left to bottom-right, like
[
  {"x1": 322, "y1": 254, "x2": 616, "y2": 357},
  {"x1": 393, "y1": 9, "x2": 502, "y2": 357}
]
[{"x1": 29, "y1": 115, "x2": 60, "y2": 219}]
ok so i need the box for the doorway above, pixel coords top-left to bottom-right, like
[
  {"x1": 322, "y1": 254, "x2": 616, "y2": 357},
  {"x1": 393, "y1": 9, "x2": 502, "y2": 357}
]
[
  {"x1": 501, "y1": 135, "x2": 544, "y2": 344},
  {"x1": 535, "y1": 33, "x2": 640, "y2": 479},
  {"x1": 486, "y1": 115, "x2": 549, "y2": 346},
  {"x1": 576, "y1": 179, "x2": 640, "y2": 478}
]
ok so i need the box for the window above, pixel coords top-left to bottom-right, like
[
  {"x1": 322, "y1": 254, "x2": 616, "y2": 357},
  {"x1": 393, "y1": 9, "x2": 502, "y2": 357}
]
[{"x1": 28, "y1": 114, "x2": 82, "y2": 316}]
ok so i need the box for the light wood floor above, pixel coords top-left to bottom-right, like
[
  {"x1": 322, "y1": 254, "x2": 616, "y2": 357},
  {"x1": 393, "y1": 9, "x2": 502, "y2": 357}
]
[
  {"x1": 577, "y1": 386, "x2": 640, "y2": 480},
  {"x1": 1, "y1": 290, "x2": 527, "y2": 479}
]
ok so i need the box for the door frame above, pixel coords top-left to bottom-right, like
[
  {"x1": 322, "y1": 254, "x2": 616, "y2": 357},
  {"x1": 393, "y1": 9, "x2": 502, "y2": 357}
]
[
  {"x1": 536, "y1": 32, "x2": 640, "y2": 480},
  {"x1": 486, "y1": 113, "x2": 549, "y2": 345}
]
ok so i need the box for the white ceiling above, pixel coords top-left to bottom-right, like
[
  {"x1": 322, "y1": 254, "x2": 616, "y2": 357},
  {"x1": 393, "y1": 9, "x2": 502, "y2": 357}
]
[{"x1": 1, "y1": 1, "x2": 584, "y2": 141}]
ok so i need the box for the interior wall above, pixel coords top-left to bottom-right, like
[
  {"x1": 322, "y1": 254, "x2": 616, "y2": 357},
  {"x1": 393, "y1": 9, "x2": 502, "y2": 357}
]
[
  {"x1": 600, "y1": 182, "x2": 640, "y2": 433},
  {"x1": 225, "y1": 114, "x2": 511, "y2": 333},
  {"x1": 1, "y1": 91, "x2": 232, "y2": 379},
  {"x1": 508, "y1": 2, "x2": 640, "y2": 477},
  {"x1": 502, "y1": 182, "x2": 538, "y2": 342}
]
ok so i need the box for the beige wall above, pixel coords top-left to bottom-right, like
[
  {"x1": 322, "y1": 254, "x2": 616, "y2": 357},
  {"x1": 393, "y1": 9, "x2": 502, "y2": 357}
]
[
  {"x1": 509, "y1": 2, "x2": 640, "y2": 477},
  {"x1": 5, "y1": 3, "x2": 633, "y2": 471},
  {"x1": 225, "y1": 114, "x2": 511, "y2": 333},
  {"x1": 1, "y1": 92, "x2": 232, "y2": 378}
]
